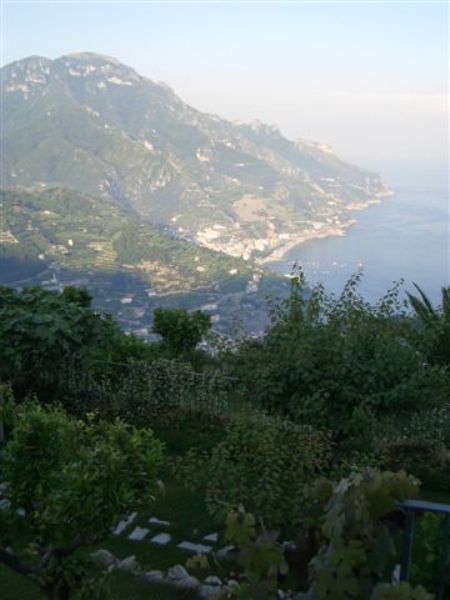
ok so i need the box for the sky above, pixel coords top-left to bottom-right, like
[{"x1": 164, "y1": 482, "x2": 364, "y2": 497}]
[{"x1": 1, "y1": 1, "x2": 448, "y2": 173}]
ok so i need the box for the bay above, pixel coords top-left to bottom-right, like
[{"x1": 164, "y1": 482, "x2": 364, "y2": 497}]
[{"x1": 267, "y1": 165, "x2": 449, "y2": 305}]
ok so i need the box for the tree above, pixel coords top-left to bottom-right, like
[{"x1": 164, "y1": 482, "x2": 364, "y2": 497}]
[
  {"x1": 0, "y1": 286, "x2": 119, "y2": 397},
  {"x1": 227, "y1": 273, "x2": 449, "y2": 438},
  {"x1": 152, "y1": 307, "x2": 211, "y2": 356},
  {"x1": 0, "y1": 389, "x2": 164, "y2": 599}
]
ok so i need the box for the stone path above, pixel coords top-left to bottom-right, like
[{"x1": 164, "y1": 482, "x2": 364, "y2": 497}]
[
  {"x1": 177, "y1": 541, "x2": 213, "y2": 554},
  {"x1": 113, "y1": 511, "x2": 137, "y2": 535},
  {"x1": 128, "y1": 526, "x2": 149, "y2": 541},
  {"x1": 114, "y1": 512, "x2": 220, "y2": 555},
  {"x1": 150, "y1": 532, "x2": 172, "y2": 546}
]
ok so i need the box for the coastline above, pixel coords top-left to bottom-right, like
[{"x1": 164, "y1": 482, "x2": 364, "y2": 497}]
[
  {"x1": 257, "y1": 221, "x2": 355, "y2": 265},
  {"x1": 258, "y1": 191, "x2": 393, "y2": 265}
]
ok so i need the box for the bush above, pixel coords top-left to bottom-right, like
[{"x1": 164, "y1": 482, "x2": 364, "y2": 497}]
[
  {"x1": 227, "y1": 273, "x2": 450, "y2": 440},
  {"x1": 71, "y1": 358, "x2": 232, "y2": 418},
  {"x1": 0, "y1": 393, "x2": 164, "y2": 599},
  {"x1": 174, "y1": 411, "x2": 332, "y2": 529},
  {"x1": 303, "y1": 469, "x2": 421, "y2": 599},
  {"x1": 57, "y1": 358, "x2": 233, "y2": 454},
  {"x1": 371, "y1": 582, "x2": 434, "y2": 600},
  {"x1": 377, "y1": 406, "x2": 450, "y2": 492},
  {"x1": 410, "y1": 513, "x2": 450, "y2": 593},
  {"x1": 0, "y1": 286, "x2": 119, "y2": 399}
]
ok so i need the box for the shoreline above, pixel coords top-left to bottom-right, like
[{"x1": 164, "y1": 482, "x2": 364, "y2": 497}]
[
  {"x1": 257, "y1": 221, "x2": 355, "y2": 265},
  {"x1": 258, "y1": 191, "x2": 393, "y2": 265}
]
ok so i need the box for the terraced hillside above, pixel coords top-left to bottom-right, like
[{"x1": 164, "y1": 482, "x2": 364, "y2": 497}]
[
  {"x1": 0, "y1": 187, "x2": 283, "y2": 334},
  {"x1": 0, "y1": 187, "x2": 253, "y2": 290}
]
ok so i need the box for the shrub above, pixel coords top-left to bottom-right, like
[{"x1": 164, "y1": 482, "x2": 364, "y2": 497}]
[
  {"x1": 377, "y1": 406, "x2": 450, "y2": 492},
  {"x1": 223, "y1": 505, "x2": 288, "y2": 599},
  {"x1": 227, "y1": 273, "x2": 450, "y2": 440},
  {"x1": 410, "y1": 513, "x2": 450, "y2": 593},
  {"x1": 174, "y1": 411, "x2": 332, "y2": 528},
  {"x1": 371, "y1": 582, "x2": 434, "y2": 600},
  {"x1": 302, "y1": 469, "x2": 420, "y2": 599},
  {"x1": 0, "y1": 394, "x2": 164, "y2": 599}
]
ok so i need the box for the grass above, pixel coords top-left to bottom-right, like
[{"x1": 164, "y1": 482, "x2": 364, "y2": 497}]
[
  {"x1": 0, "y1": 566, "x2": 197, "y2": 599},
  {"x1": 0, "y1": 479, "x2": 222, "y2": 599},
  {"x1": 99, "y1": 478, "x2": 223, "y2": 572}
]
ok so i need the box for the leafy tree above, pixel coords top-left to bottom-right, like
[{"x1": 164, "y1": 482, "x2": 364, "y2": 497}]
[
  {"x1": 0, "y1": 286, "x2": 119, "y2": 398},
  {"x1": 0, "y1": 389, "x2": 164, "y2": 599},
  {"x1": 227, "y1": 273, "x2": 449, "y2": 439},
  {"x1": 152, "y1": 307, "x2": 211, "y2": 357},
  {"x1": 60, "y1": 286, "x2": 93, "y2": 308}
]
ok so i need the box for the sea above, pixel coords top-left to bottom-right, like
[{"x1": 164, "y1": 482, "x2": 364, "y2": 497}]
[{"x1": 267, "y1": 162, "x2": 449, "y2": 306}]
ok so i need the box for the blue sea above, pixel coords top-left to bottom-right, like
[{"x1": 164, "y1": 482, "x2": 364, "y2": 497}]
[{"x1": 267, "y1": 163, "x2": 449, "y2": 306}]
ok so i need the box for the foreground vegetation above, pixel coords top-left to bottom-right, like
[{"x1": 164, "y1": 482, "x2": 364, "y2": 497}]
[{"x1": 0, "y1": 273, "x2": 449, "y2": 598}]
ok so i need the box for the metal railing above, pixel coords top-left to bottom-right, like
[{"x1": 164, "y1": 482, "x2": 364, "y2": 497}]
[{"x1": 398, "y1": 499, "x2": 450, "y2": 599}]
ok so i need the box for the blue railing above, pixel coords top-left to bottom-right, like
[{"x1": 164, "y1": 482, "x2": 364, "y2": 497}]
[{"x1": 398, "y1": 499, "x2": 450, "y2": 599}]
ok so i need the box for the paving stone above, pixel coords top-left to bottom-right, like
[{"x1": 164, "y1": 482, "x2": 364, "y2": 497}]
[
  {"x1": 140, "y1": 569, "x2": 164, "y2": 583},
  {"x1": 168, "y1": 565, "x2": 189, "y2": 580},
  {"x1": 128, "y1": 526, "x2": 149, "y2": 541},
  {"x1": 175, "y1": 575, "x2": 200, "y2": 590},
  {"x1": 150, "y1": 532, "x2": 171, "y2": 546},
  {"x1": 204, "y1": 575, "x2": 222, "y2": 586},
  {"x1": 116, "y1": 555, "x2": 138, "y2": 572},
  {"x1": 177, "y1": 541, "x2": 213, "y2": 554},
  {"x1": 113, "y1": 511, "x2": 137, "y2": 535},
  {"x1": 199, "y1": 584, "x2": 225, "y2": 599},
  {"x1": 216, "y1": 544, "x2": 234, "y2": 559},
  {"x1": 148, "y1": 516, "x2": 171, "y2": 527},
  {"x1": 90, "y1": 549, "x2": 117, "y2": 567},
  {"x1": 225, "y1": 579, "x2": 240, "y2": 593},
  {"x1": 203, "y1": 532, "x2": 219, "y2": 543}
]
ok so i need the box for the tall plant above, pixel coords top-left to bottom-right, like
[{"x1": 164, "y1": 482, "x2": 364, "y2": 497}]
[{"x1": 0, "y1": 391, "x2": 164, "y2": 599}]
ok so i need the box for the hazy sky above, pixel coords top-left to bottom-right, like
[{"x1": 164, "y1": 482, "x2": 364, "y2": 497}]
[{"x1": 1, "y1": 1, "x2": 448, "y2": 171}]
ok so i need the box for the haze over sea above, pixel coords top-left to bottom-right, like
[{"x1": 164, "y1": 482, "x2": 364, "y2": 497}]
[{"x1": 268, "y1": 162, "x2": 449, "y2": 306}]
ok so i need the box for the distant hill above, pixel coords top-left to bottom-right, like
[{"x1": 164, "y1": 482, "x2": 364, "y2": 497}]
[
  {"x1": 0, "y1": 187, "x2": 283, "y2": 335},
  {"x1": 0, "y1": 187, "x2": 252, "y2": 290},
  {"x1": 1, "y1": 52, "x2": 390, "y2": 261}
]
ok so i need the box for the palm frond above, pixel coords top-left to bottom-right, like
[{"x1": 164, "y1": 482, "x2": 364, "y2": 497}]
[{"x1": 407, "y1": 283, "x2": 439, "y2": 325}]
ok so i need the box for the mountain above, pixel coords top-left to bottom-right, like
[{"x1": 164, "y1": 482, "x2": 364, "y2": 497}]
[
  {"x1": 0, "y1": 187, "x2": 283, "y2": 334},
  {"x1": 1, "y1": 53, "x2": 390, "y2": 261}
]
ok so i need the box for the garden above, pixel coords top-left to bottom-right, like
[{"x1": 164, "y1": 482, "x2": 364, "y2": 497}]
[{"x1": 0, "y1": 273, "x2": 449, "y2": 599}]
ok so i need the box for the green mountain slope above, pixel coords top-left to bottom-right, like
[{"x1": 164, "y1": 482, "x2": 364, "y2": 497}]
[
  {"x1": 0, "y1": 187, "x2": 252, "y2": 291},
  {"x1": 1, "y1": 53, "x2": 391, "y2": 261},
  {"x1": 0, "y1": 187, "x2": 283, "y2": 334}
]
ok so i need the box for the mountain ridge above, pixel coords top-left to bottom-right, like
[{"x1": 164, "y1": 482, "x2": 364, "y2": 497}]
[{"x1": 1, "y1": 52, "x2": 391, "y2": 262}]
